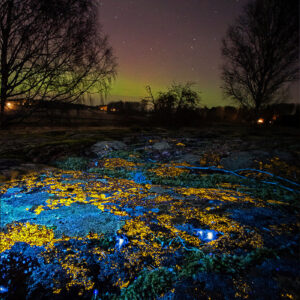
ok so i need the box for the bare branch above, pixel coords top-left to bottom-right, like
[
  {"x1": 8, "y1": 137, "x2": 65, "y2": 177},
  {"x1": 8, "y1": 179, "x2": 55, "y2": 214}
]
[
  {"x1": 221, "y1": 0, "x2": 299, "y2": 111},
  {"x1": 0, "y1": 0, "x2": 117, "y2": 126}
]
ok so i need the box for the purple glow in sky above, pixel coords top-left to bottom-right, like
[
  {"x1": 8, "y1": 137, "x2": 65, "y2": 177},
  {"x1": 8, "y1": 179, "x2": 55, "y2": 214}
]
[{"x1": 98, "y1": 0, "x2": 299, "y2": 107}]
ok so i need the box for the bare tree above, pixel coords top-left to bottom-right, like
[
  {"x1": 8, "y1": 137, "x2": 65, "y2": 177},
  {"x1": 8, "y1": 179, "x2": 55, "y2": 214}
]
[
  {"x1": 145, "y1": 85, "x2": 156, "y2": 111},
  {"x1": 221, "y1": 0, "x2": 299, "y2": 111},
  {"x1": 145, "y1": 82, "x2": 201, "y2": 115},
  {"x1": 0, "y1": 0, "x2": 117, "y2": 126}
]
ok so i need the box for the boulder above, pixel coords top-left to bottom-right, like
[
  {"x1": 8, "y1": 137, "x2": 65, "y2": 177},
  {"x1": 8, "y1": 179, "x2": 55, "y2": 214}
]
[
  {"x1": 18, "y1": 202, "x2": 125, "y2": 238},
  {"x1": 90, "y1": 140, "x2": 127, "y2": 156},
  {"x1": 149, "y1": 185, "x2": 172, "y2": 194},
  {"x1": 178, "y1": 153, "x2": 199, "y2": 164},
  {"x1": 152, "y1": 141, "x2": 171, "y2": 151},
  {"x1": 221, "y1": 150, "x2": 270, "y2": 170},
  {"x1": 220, "y1": 151, "x2": 254, "y2": 170},
  {"x1": 272, "y1": 150, "x2": 294, "y2": 163}
]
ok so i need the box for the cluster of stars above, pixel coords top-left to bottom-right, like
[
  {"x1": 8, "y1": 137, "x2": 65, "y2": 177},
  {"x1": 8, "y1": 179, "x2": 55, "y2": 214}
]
[{"x1": 98, "y1": 0, "x2": 249, "y2": 106}]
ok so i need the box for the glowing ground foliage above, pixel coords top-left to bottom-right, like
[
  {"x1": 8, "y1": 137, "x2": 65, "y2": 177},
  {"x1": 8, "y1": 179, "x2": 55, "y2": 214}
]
[
  {"x1": 0, "y1": 222, "x2": 55, "y2": 252},
  {"x1": 98, "y1": 158, "x2": 140, "y2": 169},
  {"x1": 0, "y1": 155, "x2": 299, "y2": 299},
  {"x1": 149, "y1": 162, "x2": 191, "y2": 177}
]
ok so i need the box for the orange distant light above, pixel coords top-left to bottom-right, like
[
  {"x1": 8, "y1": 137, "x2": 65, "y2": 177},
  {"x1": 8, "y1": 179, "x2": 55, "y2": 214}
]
[
  {"x1": 257, "y1": 118, "x2": 264, "y2": 124},
  {"x1": 6, "y1": 102, "x2": 13, "y2": 109}
]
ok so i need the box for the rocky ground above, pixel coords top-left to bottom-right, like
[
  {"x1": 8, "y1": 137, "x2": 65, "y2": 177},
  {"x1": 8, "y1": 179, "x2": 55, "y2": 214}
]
[{"x1": 0, "y1": 124, "x2": 299, "y2": 299}]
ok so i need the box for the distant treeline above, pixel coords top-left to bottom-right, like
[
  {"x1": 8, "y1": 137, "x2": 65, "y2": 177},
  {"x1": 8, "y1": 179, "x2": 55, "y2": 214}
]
[
  {"x1": 102, "y1": 101, "x2": 300, "y2": 127},
  {"x1": 5, "y1": 99, "x2": 299, "y2": 127}
]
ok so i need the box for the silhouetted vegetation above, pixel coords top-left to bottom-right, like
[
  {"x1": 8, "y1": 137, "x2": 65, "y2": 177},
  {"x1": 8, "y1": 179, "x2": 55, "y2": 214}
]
[
  {"x1": 144, "y1": 82, "x2": 201, "y2": 125},
  {"x1": 221, "y1": 0, "x2": 299, "y2": 111},
  {"x1": 0, "y1": 0, "x2": 117, "y2": 127}
]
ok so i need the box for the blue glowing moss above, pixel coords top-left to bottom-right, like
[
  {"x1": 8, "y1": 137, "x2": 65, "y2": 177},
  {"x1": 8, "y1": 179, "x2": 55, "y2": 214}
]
[{"x1": 130, "y1": 171, "x2": 151, "y2": 184}]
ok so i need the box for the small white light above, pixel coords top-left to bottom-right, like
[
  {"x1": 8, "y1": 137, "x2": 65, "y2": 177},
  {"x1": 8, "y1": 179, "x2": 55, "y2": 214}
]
[
  {"x1": 207, "y1": 232, "x2": 213, "y2": 240},
  {"x1": 116, "y1": 236, "x2": 128, "y2": 250},
  {"x1": 0, "y1": 286, "x2": 8, "y2": 293},
  {"x1": 197, "y1": 230, "x2": 203, "y2": 237},
  {"x1": 118, "y1": 238, "x2": 124, "y2": 248}
]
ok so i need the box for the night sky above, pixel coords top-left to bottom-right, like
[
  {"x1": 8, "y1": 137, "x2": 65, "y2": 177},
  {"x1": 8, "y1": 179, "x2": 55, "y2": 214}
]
[{"x1": 98, "y1": 0, "x2": 299, "y2": 107}]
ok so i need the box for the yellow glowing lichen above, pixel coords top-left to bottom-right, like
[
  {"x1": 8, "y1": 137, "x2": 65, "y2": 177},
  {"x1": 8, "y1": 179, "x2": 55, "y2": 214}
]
[
  {"x1": 114, "y1": 278, "x2": 130, "y2": 289},
  {"x1": 0, "y1": 222, "x2": 55, "y2": 252},
  {"x1": 233, "y1": 278, "x2": 251, "y2": 299},
  {"x1": 175, "y1": 186, "x2": 265, "y2": 207},
  {"x1": 0, "y1": 167, "x2": 276, "y2": 296},
  {"x1": 100, "y1": 158, "x2": 139, "y2": 169},
  {"x1": 200, "y1": 153, "x2": 222, "y2": 167},
  {"x1": 61, "y1": 254, "x2": 95, "y2": 291},
  {"x1": 149, "y1": 162, "x2": 191, "y2": 177}
]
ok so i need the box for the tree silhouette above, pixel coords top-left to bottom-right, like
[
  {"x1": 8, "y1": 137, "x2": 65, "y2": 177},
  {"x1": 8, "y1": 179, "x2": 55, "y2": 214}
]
[
  {"x1": 0, "y1": 0, "x2": 117, "y2": 126},
  {"x1": 147, "y1": 82, "x2": 201, "y2": 115},
  {"x1": 221, "y1": 0, "x2": 299, "y2": 111}
]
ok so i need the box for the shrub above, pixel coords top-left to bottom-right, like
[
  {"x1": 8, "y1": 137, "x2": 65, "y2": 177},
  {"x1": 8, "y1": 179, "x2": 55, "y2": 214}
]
[
  {"x1": 55, "y1": 157, "x2": 89, "y2": 171},
  {"x1": 120, "y1": 268, "x2": 175, "y2": 300}
]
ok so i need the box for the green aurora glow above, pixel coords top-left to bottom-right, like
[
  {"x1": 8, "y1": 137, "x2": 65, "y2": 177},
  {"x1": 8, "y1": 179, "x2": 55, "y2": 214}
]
[
  {"x1": 99, "y1": 0, "x2": 299, "y2": 107},
  {"x1": 108, "y1": 76, "x2": 223, "y2": 108}
]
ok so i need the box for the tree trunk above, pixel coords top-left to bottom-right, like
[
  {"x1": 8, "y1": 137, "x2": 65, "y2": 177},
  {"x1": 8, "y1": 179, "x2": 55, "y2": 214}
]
[
  {"x1": 0, "y1": 46, "x2": 8, "y2": 128},
  {"x1": 0, "y1": 44, "x2": 8, "y2": 127},
  {"x1": 0, "y1": 43, "x2": 8, "y2": 124},
  {"x1": 0, "y1": 0, "x2": 13, "y2": 128},
  {"x1": 0, "y1": 81, "x2": 7, "y2": 128}
]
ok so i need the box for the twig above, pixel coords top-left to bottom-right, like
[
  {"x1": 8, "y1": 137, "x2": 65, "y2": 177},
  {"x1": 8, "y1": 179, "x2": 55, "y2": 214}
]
[
  {"x1": 176, "y1": 235, "x2": 201, "y2": 252},
  {"x1": 234, "y1": 168, "x2": 300, "y2": 187},
  {"x1": 175, "y1": 165, "x2": 300, "y2": 193}
]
